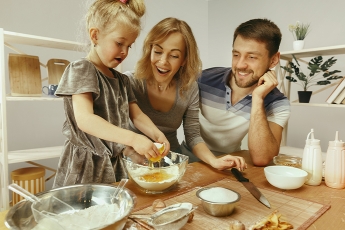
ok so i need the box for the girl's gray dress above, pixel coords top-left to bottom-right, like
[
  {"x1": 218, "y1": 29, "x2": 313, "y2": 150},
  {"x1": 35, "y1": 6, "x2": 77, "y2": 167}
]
[{"x1": 53, "y1": 59, "x2": 136, "y2": 188}]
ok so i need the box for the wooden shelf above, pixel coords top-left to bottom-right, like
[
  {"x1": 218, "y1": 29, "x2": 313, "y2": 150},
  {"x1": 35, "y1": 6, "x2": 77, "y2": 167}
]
[
  {"x1": 278, "y1": 44, "x2": 345, "y2": 154},
  {"x1": 1, "y1": 28, "x2": 81, "y2": 210},
  {"x1": 6, "y1": 96, "x2": 63, "y2": 101},
  {"x1": 4, "y1": 30, "x2": 84, "y2": 51},
  {"x1": 280, "y1": 44, "x2": 345, "y2": 60},
  {"x1": 291, "y1": 103, "x2": 345, "y2": 107},
  {"x1": 7, "y1": 146, "x2": 62, "y2": 164}
]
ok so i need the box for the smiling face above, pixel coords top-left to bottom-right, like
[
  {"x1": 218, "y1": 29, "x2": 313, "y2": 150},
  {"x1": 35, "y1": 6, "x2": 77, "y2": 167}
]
[
  {"x1": 150, "y1": 32, "x2": 186, "y2": 84},
  {"x1": 231, "y1": 35, "x2": 275, "y2": 88},
  {"x1": 92, "y1": 25, "x2": 138, "y2": 69}
]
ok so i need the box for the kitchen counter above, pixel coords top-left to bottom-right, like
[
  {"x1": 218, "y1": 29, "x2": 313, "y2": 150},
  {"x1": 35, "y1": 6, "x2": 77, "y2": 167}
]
[{"x1": 1, "y1": 150, "x2": 343, "y2": 229}]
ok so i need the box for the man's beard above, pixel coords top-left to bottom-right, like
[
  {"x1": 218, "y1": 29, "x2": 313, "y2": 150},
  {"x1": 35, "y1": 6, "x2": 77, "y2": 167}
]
[{"x1": 233, "y1": 68, "x2": 258, "y2": 88}]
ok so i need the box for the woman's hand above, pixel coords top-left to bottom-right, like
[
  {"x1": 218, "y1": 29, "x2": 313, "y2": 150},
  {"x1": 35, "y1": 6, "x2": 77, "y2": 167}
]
[
  {"x1": 131, "y1": 134, "x2": 160, "y2": 159},
  {"x1": 210, "y1": 155, "x2": 247, "y2": 171},
  {"x1": 155, "y1": 135, "x2": 170, "y2": 157}
]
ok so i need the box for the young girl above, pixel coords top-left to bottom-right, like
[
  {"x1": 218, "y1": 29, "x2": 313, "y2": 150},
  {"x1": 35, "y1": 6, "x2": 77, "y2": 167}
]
[
  {"x1": 53, "y1": 0, "x2": 169, "y2": 188},
  {"x1": 124, "y1": 17, "x2": 247, "y2": 171}
]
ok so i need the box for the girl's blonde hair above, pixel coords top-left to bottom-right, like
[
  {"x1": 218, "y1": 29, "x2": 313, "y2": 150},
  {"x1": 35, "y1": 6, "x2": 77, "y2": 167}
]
[
  {"x1": 86, "y1": 0, "x2": 145, "y2": 42},
  {"x1": 135, "y1": 17, "x2": 202, "y2": 97}
]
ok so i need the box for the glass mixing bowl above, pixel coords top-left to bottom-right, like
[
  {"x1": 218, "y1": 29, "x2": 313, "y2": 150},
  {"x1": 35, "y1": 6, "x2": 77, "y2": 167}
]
[
  {"x1": 123, "y1": 151, "x2": 189, "y2": 194},
  {"x1": 273, "y1": 154, "x2": 302, "y2": 168}
]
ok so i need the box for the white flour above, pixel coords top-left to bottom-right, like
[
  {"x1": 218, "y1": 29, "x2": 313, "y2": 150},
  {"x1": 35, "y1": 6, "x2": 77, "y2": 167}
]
[
  {"x1": 199, "y1": 187, "x2": 239, "y2": 203},
  {"x1": 32, "y1": 203, "x2": 121, "y2": 230}
]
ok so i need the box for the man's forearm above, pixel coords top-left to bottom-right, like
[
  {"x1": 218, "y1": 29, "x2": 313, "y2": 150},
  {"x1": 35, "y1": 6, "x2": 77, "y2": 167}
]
[{"x1": 248, "y1": 98, "x2": 280, "y2": 166}]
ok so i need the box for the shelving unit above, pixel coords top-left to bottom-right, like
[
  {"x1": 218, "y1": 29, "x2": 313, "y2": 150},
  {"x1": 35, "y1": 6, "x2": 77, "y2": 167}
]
[
  {"x1": 277, "y1": 44, "x2": 345, "y2": 104},
  {"x1": 276, "y1": 45, "x2": 345, "y2": 154},
  {"x1": 0, "y1": 28, "x2": 84, "y2": 210}
]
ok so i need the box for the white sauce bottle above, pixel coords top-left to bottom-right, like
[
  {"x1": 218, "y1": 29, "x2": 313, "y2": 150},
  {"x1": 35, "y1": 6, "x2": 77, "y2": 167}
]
[
  {"x1": 324, "y1": 131, "x2": 345, "y2": 189},
  {"x1": 302, "y1": 129, "x2": 323, "y2": 186}
]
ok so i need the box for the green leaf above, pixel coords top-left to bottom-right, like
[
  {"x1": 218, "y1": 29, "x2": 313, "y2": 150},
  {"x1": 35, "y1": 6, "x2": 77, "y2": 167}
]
[
  {"x1": 308, "y1": 64, "x2": 321, "y2": 76},
  {"x1": 326, "y1": 75, "x2": 342, "y2": 80},
  {"x1": 280, "y1": 65, "x2": 294, "y2": 74},
  {"x1": 320, "y1": 57, "x2": 337, "y2": 71},
  {"x1": 309, "y1": 56, "x2": 323, "y2": 66},
  {"x1": 297, "y1": 72, "x2": 307, "y2": 82},
  {"x1": 323, "y1": 70, "x2": 341, "y2": 77},
  {"x1": 285, "y1": 76, "x2": 297, "y2": 82},
  {"x1": 317, "y1": 80, "x2": 331, "y2": 85}
]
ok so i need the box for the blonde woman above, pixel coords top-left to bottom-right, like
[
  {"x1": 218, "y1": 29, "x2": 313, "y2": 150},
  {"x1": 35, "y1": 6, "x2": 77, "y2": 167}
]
[{"x1": 124, "y1": 17, "x2": 246, "y2": 171}]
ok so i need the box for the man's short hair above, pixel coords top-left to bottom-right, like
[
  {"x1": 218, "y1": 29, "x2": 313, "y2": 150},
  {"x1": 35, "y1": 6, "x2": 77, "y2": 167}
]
[{"x1": 233, "y1": 18, "x2": 282, "y2": 57}]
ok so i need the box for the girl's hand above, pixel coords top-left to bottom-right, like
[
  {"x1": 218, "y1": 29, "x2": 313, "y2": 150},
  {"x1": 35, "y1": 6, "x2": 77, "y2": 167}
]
[
  {"x1": 123, "y1": 146, "x2": 146, "y2": 165},
  {"x1": 156, "y1": 136, "x2": 170, "y2": 157},
  {"x1": 131, "y1": 134, "x2": 159, "y2": 159},
  {"x1": 210, "y1": 155, "x2": 247, "y2": 171}
]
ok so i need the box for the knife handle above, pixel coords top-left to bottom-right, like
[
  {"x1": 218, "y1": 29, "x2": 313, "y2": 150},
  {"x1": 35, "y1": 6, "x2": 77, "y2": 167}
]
[{"x1": 231, "y1": 168, "x2": 249, "y2": 182}]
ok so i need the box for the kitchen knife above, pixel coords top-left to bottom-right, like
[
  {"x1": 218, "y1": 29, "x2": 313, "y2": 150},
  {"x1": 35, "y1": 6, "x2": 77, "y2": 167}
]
[{"x1": 231, "y1": 168, "x2": 271, "y2": 208}]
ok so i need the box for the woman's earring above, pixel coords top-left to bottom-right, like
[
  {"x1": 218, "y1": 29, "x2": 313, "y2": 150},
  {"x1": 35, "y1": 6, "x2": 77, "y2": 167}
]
[{"x1": 94, "y1": 43, "x2": 97, "y2": 47}]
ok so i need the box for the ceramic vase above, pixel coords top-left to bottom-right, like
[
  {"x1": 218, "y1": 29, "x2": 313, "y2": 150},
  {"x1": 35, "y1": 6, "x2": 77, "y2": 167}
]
[
  {"x1": 293, "y1": 40, "x2": 305, "y2": 50},
  {"x1": 298, "y1": 91, "x2": 312, "y2": 103}
]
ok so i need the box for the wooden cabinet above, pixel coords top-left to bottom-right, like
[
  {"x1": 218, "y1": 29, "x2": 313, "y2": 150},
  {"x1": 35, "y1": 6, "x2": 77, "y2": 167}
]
[{"x1": 0, "y1": 28, "x2": 84, "y2": 210}]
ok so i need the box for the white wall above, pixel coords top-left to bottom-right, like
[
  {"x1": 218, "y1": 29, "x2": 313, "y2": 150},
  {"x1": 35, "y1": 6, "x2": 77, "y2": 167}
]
[{"x1": 1, "y1": 0, "x2": 344, "y2": 195}]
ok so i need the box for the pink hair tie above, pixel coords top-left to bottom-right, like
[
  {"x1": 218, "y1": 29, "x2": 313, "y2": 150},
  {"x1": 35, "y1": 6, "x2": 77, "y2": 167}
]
[{"x1": 119, "y1": 0, "x2": 128, "y2": 3}]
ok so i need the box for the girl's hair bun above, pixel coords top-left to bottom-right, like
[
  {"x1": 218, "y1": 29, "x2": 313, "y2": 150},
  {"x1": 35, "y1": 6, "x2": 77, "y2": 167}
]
[{"x1": 125, "y1": 0, "x2": 146, "y2": 18}]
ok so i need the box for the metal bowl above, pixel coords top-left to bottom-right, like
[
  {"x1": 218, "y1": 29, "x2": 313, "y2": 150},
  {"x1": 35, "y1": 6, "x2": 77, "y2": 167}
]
[
  {"x1": 123, "y1": 151, "x2": 188, "y2": 194},
  {"x1": 5, "y1": 183, "x2": 136, "y2": 230},
  {"x1": 196, "y1": 187, "x2": 241, "y2": 217}
]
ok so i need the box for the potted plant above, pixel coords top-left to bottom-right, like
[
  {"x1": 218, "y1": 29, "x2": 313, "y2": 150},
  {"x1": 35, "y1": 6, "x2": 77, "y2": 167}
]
[
  {"x1": 289, "y1": 21, "x2": 310, "y2": 50},
  {"x1": 281, "y1": 55, "x2": 342, "y2": 103}
]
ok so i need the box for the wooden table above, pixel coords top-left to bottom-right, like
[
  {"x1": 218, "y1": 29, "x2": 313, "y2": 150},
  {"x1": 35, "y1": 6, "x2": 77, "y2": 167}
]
[
  {"x1": 1, "y1": 150, "x2": 344, "y2": 229},
  {"x1": 126, "y1": 150, "x2": 344, "y2": 230}
]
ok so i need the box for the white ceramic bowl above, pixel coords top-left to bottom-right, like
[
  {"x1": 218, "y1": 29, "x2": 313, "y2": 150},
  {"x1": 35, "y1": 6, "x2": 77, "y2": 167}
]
[{"x1": 264, "y1": 166, "x2": 308, "y2": 190}]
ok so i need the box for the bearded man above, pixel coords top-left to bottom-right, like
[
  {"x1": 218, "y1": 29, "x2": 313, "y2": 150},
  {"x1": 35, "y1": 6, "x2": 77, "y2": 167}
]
[{"x1": 182, "y1": 18, "x2": 291, "y2": 166}]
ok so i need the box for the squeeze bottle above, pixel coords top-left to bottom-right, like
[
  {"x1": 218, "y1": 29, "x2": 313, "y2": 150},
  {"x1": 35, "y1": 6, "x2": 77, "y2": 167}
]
[
  {"x1": 302, "y1": 129, "x2": 323, "y2": 186},
  {"x1": 324, "y1": 131, "x2": 345, "y2": 189}
]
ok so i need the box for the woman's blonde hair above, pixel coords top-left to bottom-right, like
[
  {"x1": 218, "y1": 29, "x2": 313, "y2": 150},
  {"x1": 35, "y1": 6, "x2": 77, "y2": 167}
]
[
  {"x1": 135, "y1": 17, "x2": 202, "y2": 96},
  {"x1": 86, "y1": 0, "x2": 145, "y2": 42}
]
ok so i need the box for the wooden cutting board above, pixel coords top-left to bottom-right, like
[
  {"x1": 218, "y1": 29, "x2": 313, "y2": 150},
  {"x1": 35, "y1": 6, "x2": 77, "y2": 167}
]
[
  {"x1": 46, "y1": 58, "x2": 70, "y2": 85},
  {"x1": 8, "y1": 53, "x2": 42, "y2": 96},
  {"x1": 129, "y1": 179, "x2": 330, "y2": 230}
]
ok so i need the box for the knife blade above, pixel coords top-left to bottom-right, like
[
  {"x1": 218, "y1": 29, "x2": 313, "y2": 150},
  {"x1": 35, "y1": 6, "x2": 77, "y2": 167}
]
[{"x1": 231, "y1": 168, "x2": 271, "y2": 208}]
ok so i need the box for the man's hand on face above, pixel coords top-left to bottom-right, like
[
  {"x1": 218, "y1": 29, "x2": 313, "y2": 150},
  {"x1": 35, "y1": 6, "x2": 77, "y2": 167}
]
[{"x1": 252, "y1": 70, "x2": 278, "y2": 100}]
